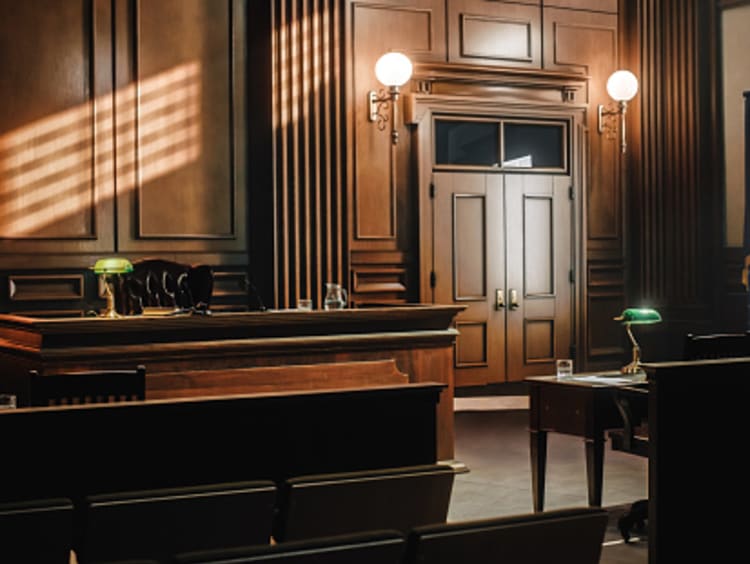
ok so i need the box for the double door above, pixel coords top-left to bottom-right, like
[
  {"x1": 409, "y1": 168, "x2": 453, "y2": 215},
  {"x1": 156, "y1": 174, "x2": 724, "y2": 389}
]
[{"x1": 431, "y1": 171, "x2": 573, "y2": 385}]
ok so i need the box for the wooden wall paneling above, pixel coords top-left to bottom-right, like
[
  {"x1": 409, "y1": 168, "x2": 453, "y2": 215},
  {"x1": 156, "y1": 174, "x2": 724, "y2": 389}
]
[
  {"x1": 447, "y1": 0, "x2": 542, "y2": 68},
  {"x1": 544, "y1": 0, "x2": 618, "y2": 13},
  {"x1": 350, "y1": 0, "x2": 444, "y2": 244},
  {"x1": 584, "y1": 259, "x2": 625, "y2": 366},
  {"x1": 114, "y1": 0, "x2": 247, "y2": 254},
  {"x1": 347, "y1": 0, "x2": 446, "y2": 307},
  {"x1": 542, "y1": 6, "x2": 621, "y2": 370},
  {"x1": 0, "y1": 0, "x2": 114, "y2": 258},
  {"x1": 626, "y1": 0, "x2": 722, "y2": 357},
  {"x1": 272, "y1": 0, "x2": 346, "y2": 309},
  {"x1": 350, "y1": 250, "x2": 410, "y2": 305},
  {"x1": 8, "y1": 274, "x2": 84, "y2": 302}
]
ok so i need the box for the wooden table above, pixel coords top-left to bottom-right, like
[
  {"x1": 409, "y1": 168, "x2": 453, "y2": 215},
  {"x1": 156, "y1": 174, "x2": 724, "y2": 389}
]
[{"x1": 526, "y1": 372, "x2": 643, "y2": 511}]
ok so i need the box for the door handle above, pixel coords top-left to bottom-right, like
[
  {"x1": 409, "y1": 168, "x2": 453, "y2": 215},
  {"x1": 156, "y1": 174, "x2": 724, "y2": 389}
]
[
  {"x1": 495, "y1": 289, "x2": 505, "y2": 310},
  {"x1": 509, "y1": 289, "x2": 519, "y2": 310}
]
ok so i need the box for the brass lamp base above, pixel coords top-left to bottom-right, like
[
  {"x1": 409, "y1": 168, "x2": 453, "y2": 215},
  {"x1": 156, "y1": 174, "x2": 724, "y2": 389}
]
[
  {"x1": 620, "y1": 358, "x2": 642, "y2": 375},
  {"x1": 621, "y1": 324, "x2": 643, "y2": 375},
  {"x1": 100, "y1": 276, "x2": 122, "y2": 318}
]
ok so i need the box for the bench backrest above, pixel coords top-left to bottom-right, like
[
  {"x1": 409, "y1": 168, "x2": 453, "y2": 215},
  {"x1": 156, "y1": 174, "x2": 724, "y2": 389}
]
[
  {"x1": 274, "y1": 464, "x2": 455, "y2": 542},
  {"x1": 78, "y1": 481, "x2": 276, "y2": 563}
]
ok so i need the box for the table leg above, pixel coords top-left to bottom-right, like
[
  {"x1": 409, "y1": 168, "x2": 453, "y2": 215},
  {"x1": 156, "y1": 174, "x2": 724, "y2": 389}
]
[
  {"x1": 584, "y1": 434, "x2": 605, "y2": 507},
  {"x1": 530, "y1": 428, "x2": 547, "y2": 512}
]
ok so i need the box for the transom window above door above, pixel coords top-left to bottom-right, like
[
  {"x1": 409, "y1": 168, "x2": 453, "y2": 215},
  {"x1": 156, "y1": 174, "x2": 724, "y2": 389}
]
[{"x1": 433, "y1": 116, "x2": 568, "y2": 174}]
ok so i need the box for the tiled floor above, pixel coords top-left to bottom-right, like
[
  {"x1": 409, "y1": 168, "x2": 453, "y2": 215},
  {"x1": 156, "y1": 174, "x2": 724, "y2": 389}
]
[{"x1": 448, "y1": 405, "x2": 648, "y2": 564}]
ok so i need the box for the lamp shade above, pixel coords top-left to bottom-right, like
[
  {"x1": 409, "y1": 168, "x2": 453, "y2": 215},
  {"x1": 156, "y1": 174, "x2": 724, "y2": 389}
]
[
  {"x1": 606, "y1": 70, "x2": 639, "y2": 102},
  {"x1": 374, "y1": 52, "x2": 413, "y2": 87},
  {"x1": 93, "y1": 257, "x2": 133, "y2": 275},
  {"x1": 614, "y1": 307, "x2": 662, "y2": 325}
]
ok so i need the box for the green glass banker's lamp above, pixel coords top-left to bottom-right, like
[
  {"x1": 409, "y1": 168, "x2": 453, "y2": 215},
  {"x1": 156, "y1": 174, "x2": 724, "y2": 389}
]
[
  {"x1": 613, "y1": 307, "x2": 662, "y2": 374},
  {"x1": 92, "y1": 257, "x2": 133, "y2": 318}
]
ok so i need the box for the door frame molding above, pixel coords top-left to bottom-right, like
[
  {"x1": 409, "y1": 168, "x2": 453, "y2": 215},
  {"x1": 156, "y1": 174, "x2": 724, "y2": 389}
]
[{"x1": 406, "y1": 77, "x2": 589, "y2": 378}]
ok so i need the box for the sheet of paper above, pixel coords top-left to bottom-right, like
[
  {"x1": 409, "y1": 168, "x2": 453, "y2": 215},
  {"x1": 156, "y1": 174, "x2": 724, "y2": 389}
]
[{"x1": 571, "y1": 375, "x2": 638, "y2": 385}]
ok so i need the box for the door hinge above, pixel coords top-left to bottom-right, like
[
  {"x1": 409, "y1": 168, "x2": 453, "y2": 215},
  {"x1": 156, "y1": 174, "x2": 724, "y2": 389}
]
[
  {"x1": 429, "y1": 182, "x2": 436, "y2": 199},
  {"x1": 569, "y1": 269, "x2": 575, "y2": 283},
  {"x1": 569, "y1": 343, "x2": 577, "y2": 360},
  {"x1": 430, "y1": 271, "x2": 437, "y2": 288},
  {"x1": 568, "y1": 185, "x2": 575, "y2": 201}
]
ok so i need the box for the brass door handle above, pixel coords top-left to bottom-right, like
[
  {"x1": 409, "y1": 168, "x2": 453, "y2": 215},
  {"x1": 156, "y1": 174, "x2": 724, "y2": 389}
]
[
  {"x1": 509, "y1": 289, "x2": 519, "y2": 310},
  {"x1": 495, "y1": 289, "x2": 505, "y2": 310}
]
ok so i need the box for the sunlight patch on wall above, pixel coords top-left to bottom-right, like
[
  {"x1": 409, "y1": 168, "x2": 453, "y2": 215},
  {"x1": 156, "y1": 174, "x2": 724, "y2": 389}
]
[{"x1": 0, "y1": 61, "x2": 201, "y2": 237}]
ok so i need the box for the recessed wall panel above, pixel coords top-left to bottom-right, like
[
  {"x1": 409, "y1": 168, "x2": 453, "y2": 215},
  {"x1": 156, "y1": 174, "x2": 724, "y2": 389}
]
[
  {"x1": 524, "y1": 196, "x2": 553, "y2": 296},
  {"x1": 461, "y1": 16, "x2": 532, "y2": 62},
  {"x1": 0, "y1": 0, "x2": 113, "y2": 253},
  {"x1": 525, "y1": 319, "x2": 554, "y2": 362},
  {"x1": 135, "y1": 0, "x2": 233, "y2": 238},
  {"x1": 453, "y1": 194, "x2": 486, "y2": 300},
  {"x1": 456, "y1": 321, "x2": 488, "y2": 366}
]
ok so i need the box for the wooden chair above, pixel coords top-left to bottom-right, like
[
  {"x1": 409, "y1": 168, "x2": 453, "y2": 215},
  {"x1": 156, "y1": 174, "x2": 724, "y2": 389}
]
[
  {"x1": 0, "y1": 497, "x2": 74, "y2": 563},
  {"x1": 406, "y1": 507, "x2": 608, "y2": 564},
  {"x1": 29, "y1": 365, "x2": 146, "y2": 406},
  {"x1": 174, "y1": 530, "x2": 406, "y2": 564},
  {"x1": 608, "y1": 384, "x2": 649, "y2": 542},
  {"x1": 77, "y1": 481, "x2": 277, "y2": 563},
  {"x1": 273, "y1": 464, "x2": 455, "y2": 542}
]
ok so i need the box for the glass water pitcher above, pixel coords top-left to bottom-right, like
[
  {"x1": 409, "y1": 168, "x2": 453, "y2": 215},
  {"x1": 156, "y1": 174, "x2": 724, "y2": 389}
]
[{"x1": 324, "y1": 283, "x2": 348, "y2": 310}]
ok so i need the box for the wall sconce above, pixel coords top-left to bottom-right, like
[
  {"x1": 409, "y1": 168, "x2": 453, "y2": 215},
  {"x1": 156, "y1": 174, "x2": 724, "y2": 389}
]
[
  {"x1": 368, "y1": 52, "x2": 413, "y2": 144},
  {"x1": 598, "y1": 70, "x2": 639, "y2": 154}
]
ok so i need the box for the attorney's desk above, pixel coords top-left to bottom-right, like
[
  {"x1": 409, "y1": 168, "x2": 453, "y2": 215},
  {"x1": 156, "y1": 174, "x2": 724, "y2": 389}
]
[
  {"x1": 526, "y1": 372, "x2": 643, "y2": 512},
  {"x1": 0, "y1": 306, "x2": 462, "y2": 460}
]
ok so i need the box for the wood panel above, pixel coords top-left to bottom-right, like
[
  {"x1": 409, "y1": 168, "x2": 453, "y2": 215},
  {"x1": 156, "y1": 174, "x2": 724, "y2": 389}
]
[
  {"x1": 149, "y1": 359, "x2": 409, "y2": 397},
  {"x1": 629, "y1": 0, "x2": 716, "y2": 306},
  {"x1": 272, "y1": 0, "x2": 346, "y2": 309},
  {"x1": 453, "y1": 195, "x2": 487, "y2": 300},
  {"x1": 544, "y1": 0, "x2": 617, "y2": 12},
  {"x1": 351, "y1": 0, "x2": 444, "y2": 244},
  {"x1": 114, "y1": 0, "x2": 247, "y2": 253},
  {"x1": 541, "y1": 6, "x2": 620, "y2": 371},
  {"x1": 8, "y1": 275, "x2": 84, "y2": 302},
  {"x1": 0, "y1": 0, "x2": 114, "y2": 255},
  {"x1": 584, "y1": 260, "x2": 625, "y2": 364},
  {"x1": 448, "y1": 0, "x2": 541, "y2": 68}
]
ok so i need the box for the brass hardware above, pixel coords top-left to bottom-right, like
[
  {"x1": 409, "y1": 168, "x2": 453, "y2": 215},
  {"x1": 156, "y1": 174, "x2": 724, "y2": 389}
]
[
  {"x1": 509, "y1": 289, "x2": 519, "y2": 310},
  {"x1": 495, "y1": 289, "x2": 505, "y2": 310}
]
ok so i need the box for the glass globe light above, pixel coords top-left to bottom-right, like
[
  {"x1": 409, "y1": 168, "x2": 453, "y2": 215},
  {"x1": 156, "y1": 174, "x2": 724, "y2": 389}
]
[
  {"x1": 606, "y1": 70, "x2": 639, "y2": 102},
  {"x1": 374, "y1": 52, "x2": 413, "y2": 88}
]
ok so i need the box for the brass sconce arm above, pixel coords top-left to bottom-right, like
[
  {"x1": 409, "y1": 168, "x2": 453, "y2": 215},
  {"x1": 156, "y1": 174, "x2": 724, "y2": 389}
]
[{"x1": 368, "y1": 85, "x2": 401, "y2": 144}]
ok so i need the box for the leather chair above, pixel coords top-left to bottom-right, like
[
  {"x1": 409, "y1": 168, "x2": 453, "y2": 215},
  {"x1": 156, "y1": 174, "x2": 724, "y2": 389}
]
[{"x1": 115, "y1": 258, "x2": 214, "y2": 315}]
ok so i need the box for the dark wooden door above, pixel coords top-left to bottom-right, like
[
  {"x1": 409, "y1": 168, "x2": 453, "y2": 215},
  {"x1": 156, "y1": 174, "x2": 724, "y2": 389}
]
[{"x1": 433, "y1": 171, "x2": 573, "y2": 385}]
